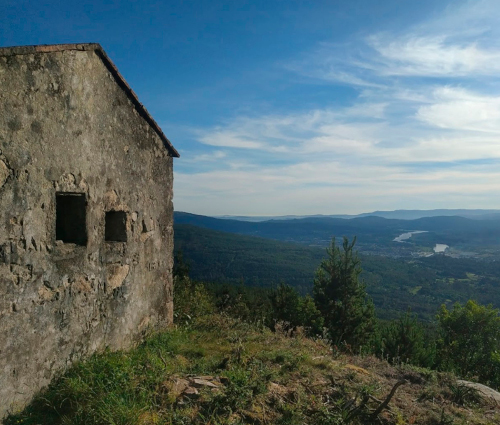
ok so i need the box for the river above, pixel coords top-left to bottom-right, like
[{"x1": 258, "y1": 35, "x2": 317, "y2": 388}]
[
  {"x1": 394, "y1": 231, "x2": 450, "y2": 254},
  {"x1": 434, "y1": 244, "x2": 449, "y2": 253},
  {"x1": 393, "y1": 230, "x2": 428, "y2": 242}
]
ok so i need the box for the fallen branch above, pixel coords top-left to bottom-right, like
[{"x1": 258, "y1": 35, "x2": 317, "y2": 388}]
[
  {"x1": 369, "y1": 394, "x2": 383, "y2": 404},
  {"x1": 370, "y1": 379, "x2": 407, "y2": 420}
]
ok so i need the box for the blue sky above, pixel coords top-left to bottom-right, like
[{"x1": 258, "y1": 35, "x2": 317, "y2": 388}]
[{"x1": 3, "y1": 0, "x2": 500, "y2": 215}]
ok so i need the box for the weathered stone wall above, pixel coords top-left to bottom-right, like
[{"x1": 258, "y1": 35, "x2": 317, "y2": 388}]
[{"x1": 0, "y1": 48, "x2": 174, "y2": 416}]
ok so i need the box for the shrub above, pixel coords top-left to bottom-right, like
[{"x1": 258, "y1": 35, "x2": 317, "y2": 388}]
[
  {"x1": 174, "y1": 275, "x2": 215, "y2": 324},
  {"x1": 437, "y1": 300, "x2": 500, "y2": 387},
  {"x1": 270, "y1": 284, "x2": 324, "y2": 336},
  {"x1": 377, "y1": 311, "x2": 436, "y2": 367}
]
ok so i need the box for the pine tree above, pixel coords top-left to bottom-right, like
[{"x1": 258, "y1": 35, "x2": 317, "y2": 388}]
[
  {"x1": 313, "y1": 237, "x2": 376, "y2": 348},
  {"x1": 270, "y1": 283, "x2": 301, "y2": 331},
  {"x1": 270, "y1": 283, "x2": 324, "y2": 335},
  {"x1": 379, "y1": 311, "x2": 436, "y2": 367}
]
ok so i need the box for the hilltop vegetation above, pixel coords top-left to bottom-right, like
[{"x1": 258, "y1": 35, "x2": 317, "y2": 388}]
[
  {"x1": 8, "y1": 295, "x2": 500, "y2": 424},
  {"x1": 5, "y1": 314, "x2": 492, "y2": 425},
  {"x1": 176, "y1": 240, "x2": 500, "y2": 387}
]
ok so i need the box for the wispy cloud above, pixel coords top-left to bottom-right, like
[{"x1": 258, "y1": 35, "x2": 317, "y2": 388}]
[
  {"x1": 369, "y1": 35, "x2": 500, "y2": 77},
  {"x1": 291, "y1": 1, "x2": 500, "y2": 83}
]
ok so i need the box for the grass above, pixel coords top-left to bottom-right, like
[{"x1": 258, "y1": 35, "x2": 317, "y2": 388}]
[{"x1": 6, "y1": 314, "x2": 500, "y2": 425}]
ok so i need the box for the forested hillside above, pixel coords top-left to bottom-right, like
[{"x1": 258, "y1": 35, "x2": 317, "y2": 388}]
[{"x1": 175, "y1": 224, "x2": 500, "y2": 320}]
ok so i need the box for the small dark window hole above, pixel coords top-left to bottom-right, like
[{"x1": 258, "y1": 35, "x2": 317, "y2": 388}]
[
  {"x1": 56, "y1": 192, "x2": 87, "y2": 245},
  {"x1": 105, "y1": 211, "x2": 127, "y2": 242}
]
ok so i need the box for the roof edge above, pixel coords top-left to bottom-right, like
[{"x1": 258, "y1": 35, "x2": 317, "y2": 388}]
[
  {"x1": 0, "y1": 43, "x2": 180, "y2": 158},
  {"x1": 93, "y1": 48, "x2": 179, "y2": 158},
  {"x1": 0, "y1": 43, "x2": 101, "y2": 57}
]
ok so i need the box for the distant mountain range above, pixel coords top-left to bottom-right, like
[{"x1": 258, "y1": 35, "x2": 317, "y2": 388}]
[
  {"x1": 215, "y1": 209, "x2": 500, "y2": 222},
  {"x1": 174, "y1": 210, "x2": 500, "y2": 257}
]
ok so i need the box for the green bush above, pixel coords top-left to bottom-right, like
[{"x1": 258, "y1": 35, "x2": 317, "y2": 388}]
[
  {"x1": 270, "y1": 284, "x2": 324, "y2": 336},
  {"x1": 376, "y1": 311, "x2": 436, "y2": 367},
  {"x1": 437, "y1": 300, "x2": 500, "y2": 387},
  {"x1": 174, "y1": 275, "x2": 215, "y2": 324}
]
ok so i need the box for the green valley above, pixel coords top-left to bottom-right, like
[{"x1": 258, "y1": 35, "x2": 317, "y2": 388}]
[{"x1": 175, "y1": 223, "x2": 500, "y2": 321}]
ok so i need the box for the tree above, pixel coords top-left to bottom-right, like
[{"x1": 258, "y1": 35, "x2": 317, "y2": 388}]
[
  {"x1": 378, "y1": 311, "x2": 435, "y2": 367},
  {"x1": 437, "y1": 300, "x2": 500, "y2": 386},
  {"x1": 270, "y1": 283, "x2": 301, "y2": 331},
  {"x1": 173, "y1": 250, "x2": 190, "y2": 279},
  {"x1": 173, "y1": 274, "x2": 215, "y2": 324},
  {"x1": 173, "y1": 252, "x2": 214, "y2": 323},
  {"x1": 270, "y1": 283, "x2": 324, "y2": 335},
  {"x1": 313, "y1": 237, "x2": 375, "y2": 348},
  {"x1": 297, "y1": 294, "x2": 324, "y2": 336}
]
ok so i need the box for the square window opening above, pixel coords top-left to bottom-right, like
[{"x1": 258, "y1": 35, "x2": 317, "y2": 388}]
[
  {"x1": 105, "y1": 211, "x2": 127, "y2": 242},
  {"x1": 56, "y1": 192, "x2": 87, "y2": 246}
]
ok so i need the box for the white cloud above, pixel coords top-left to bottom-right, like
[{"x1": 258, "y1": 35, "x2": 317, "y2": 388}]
[
  {"x1": 176, "y1": 86, "x2": 500, "y2": 215},
  {"x1": 198, "y1": 130, "x2": 265, "y2": 149},
  {"x1": 175, "y1": 159, "x2": 500, "y2": 215},
  {"x1": 417, "y1": 87, "x2": 500, "y2": 133},
  {"x1": 194, "y1": 99, "x2": 500, "y2": 164}
]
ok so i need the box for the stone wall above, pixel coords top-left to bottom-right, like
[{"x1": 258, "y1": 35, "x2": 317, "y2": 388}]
[{"x1": 0, "y1": 47, "x2": 175, "y2": 416}]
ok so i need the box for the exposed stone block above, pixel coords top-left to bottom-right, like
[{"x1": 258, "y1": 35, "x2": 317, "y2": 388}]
[
  {"x1": 0, "y1": 159, "x2": 10, "y2": 188},
  {"x1": 106, "y1": 264, "x2": 130, "y2": 291}
]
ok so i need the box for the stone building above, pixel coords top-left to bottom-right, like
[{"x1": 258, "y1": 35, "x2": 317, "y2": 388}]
[{"x1": 0, "y1": 43, "x2": 179, "y2": 416}]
